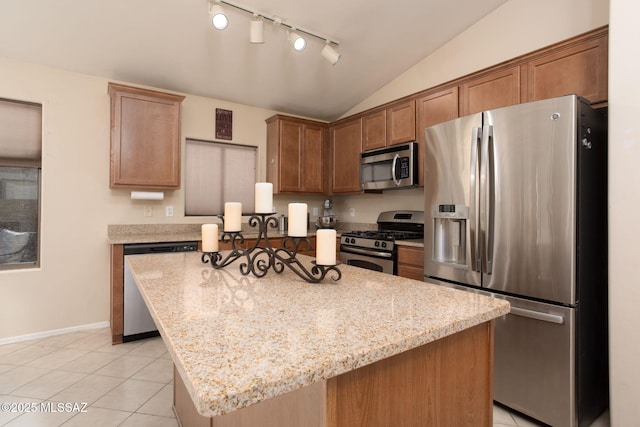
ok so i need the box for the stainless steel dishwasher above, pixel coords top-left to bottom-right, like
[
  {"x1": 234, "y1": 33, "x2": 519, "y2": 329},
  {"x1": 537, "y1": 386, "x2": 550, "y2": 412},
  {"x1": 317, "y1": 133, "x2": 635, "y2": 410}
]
[{"x1": 123, "y1": 241, "x2": 198, "y2": 342}]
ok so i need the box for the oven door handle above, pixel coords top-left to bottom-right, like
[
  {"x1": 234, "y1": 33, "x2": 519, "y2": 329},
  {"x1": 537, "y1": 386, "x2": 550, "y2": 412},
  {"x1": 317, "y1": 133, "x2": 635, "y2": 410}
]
[{"x1": 340, "y1": 246, "x2": 394, "y2": 259}]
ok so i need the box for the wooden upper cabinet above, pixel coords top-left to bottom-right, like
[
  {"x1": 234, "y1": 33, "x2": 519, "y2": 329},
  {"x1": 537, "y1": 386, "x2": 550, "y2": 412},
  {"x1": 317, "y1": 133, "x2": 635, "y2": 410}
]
[
  {"x1": 330, "y1": 118, "x2": 362, "y2": 194},
  {"x1": 527, "y1": 33, "x2": 608, "y2": 105},
  {"x1": 108, "y1": 82, "x2": 184, "y2": 189},
  {"x1": 459, "y1": 66, "x2": 521, "y2": 116},
  {"x1": 416, "y1": 86, "x2": 459, "y2": 187},
  {"x1": 279, "y1": 120, "x2": 303, "y2": 192},
  {"x1": 266, "y1": 115, "x2": 327, "y2": 194},
  {"x1": 416, "y1": 86, "x2": 459, "y2": 130},
  {"x1": 362, "y1": 109, "x2": 387, "y2": 151},
  {"x1": 388, "y1": 99, "x2": 416, "y2": 145},
  {"x1": 264, "y1": 27, "x2": 607, "y2": 195},
  {"x1": 362, "y1": 100, "x2": 416, "y2": 151},
  {"x1": 302, "y1": 123, "x2": 326, "y2": 193}
]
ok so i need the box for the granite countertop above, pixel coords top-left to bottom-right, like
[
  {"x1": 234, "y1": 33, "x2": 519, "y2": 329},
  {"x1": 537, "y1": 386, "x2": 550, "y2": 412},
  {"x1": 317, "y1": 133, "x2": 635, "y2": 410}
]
[
  {"x1": 106, "y1": 223, "x2": 379, "y2": 245},
  {"x1": 126, "y1": 251, "x2": 507, "y2": 417},
  {"x1": 107, "y1": 223, "x2": 424, "y2": 247}
]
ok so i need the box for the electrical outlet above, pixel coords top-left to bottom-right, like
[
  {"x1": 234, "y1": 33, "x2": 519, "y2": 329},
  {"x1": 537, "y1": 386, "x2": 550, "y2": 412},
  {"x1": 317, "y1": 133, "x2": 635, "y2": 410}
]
[
  {"x1": 312, "y1": 207, "x2": 318, "y2": 216},
  {"x1": 349, "y1": 208, "x2": 355, "y2": 217},
  {"x1": 166, "y1": 206, "x2": 174, "y2": 217},
  {"x1": 144, "y1": 206, "x2": 153, "y2": 217}
]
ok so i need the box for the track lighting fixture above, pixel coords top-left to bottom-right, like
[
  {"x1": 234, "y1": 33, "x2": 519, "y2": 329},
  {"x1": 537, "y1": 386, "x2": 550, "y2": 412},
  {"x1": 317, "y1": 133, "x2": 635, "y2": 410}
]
[
  {"x1": 321, "y1": 41, "x2": 341, "y2": 65},
  {"x1": 288, "y1": 30, "x2": 306, "y2": 52},
  {"x1": 208, "y1": 0, "x2": 341, "y2": 63},
  {"x1": 209, "y1": 1, "x2": 228, "y2": 30},
  {"x1": 249, "y1": 14, "x2": 264, "y2": 44}
]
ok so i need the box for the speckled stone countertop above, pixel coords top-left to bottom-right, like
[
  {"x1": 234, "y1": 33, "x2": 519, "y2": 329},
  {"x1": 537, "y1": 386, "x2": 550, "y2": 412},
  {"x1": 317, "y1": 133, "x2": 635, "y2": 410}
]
[
  {"x1": 107, "y1": 223, "x2": 424, "y2": 247},
  {"x1": 107, "y1": 223, "x2": 381, "y2": 245},
  {"x1": 126, "y1": 251, "x2": 507, "y2": 417}
]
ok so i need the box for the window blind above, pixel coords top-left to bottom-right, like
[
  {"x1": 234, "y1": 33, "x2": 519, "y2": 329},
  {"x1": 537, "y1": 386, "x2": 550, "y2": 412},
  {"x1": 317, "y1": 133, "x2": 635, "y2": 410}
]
[
  {"x1": 185, "y1": 139, "x2": 257, "y2": 216},
  {"x1": 0, "y1": 98, "x2": 42, "y2": 167}
]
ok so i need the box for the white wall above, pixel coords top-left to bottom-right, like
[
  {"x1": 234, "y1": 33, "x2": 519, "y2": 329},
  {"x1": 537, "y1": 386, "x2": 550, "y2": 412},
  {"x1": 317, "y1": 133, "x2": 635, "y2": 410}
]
[
  {"x1": 608, "y1": 0, "x2": 640, "y2": 423},
  {"x1": 347, "y1": 0, "x2": 609, "y2": 116},
  {"x1": 0, "y1": 59, "x2": 281, "y2": 340}
]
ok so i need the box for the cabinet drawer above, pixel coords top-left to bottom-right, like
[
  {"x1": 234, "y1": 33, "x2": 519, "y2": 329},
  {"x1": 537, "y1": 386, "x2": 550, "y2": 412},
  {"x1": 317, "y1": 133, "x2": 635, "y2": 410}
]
[
  {"x1": 397, "y1": 246, "x2": 424, "y2": 267},
  {"x1": 397, "y1": 265, "x2": 425, "y2": 281}
]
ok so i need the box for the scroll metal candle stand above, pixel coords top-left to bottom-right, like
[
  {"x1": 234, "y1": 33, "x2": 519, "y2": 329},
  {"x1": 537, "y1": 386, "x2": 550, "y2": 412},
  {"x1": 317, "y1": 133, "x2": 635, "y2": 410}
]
[{"x1": 201, "y1": 213, "x2": 341, "y2": 283}]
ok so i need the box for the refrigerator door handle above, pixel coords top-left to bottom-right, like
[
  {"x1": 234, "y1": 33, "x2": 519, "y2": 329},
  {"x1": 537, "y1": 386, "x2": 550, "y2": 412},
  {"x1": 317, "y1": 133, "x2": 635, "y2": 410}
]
[
  {"x1": 480, "y1": 125, "x2": 495, "y2": 274},
  {"x1": 510, "y1": 306, "x2": 565, "y2": 324},
  {"x1": 470, "y1": 126, "x2": 482, "y2": 272}
]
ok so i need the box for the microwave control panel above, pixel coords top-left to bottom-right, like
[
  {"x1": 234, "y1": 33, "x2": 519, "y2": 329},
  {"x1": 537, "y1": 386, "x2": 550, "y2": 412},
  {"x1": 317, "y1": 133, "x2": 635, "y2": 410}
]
[{"x1": 396, "y1": 157, "x2": 410, "y2": 179}]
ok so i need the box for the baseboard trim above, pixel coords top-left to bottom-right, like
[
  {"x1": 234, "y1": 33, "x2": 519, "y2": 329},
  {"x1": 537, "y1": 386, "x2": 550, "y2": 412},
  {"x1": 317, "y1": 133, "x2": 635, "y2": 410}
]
[{"x1": 0, "y1": 321, "x2": 110, "y2": 346}]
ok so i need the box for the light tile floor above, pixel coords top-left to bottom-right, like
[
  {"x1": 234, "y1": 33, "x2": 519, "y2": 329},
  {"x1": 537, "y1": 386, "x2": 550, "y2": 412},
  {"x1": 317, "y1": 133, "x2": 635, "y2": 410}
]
[
  {"x1": 0, "y1": 327, "x2": 611, "y2": 427},
  {"x1": 0, "y1": 328, "x2": 176, "y2": 426}
]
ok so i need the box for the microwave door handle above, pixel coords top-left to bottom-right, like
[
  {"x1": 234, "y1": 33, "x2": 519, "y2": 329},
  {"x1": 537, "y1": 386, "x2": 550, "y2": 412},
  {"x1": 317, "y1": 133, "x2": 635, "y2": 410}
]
[
  {"x1": 480, "y1": 125, "x2": 494, "y2": 274},
  {"x1": 391, "y1": 153, "x2": 401, "y2": 186},
  {"x1": 470, "y1": 127, "x2": 481, "y2": 272}
]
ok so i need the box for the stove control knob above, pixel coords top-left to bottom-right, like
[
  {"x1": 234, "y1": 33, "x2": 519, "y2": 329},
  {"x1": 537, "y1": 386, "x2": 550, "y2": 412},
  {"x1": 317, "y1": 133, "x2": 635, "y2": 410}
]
[
  {"x1": 374, "y1": 241, "x2": 380, "y2": 247},
  {"x1": 381, "y1": 242, "x2": 387, "y2": 248},
  {"x1": 350, "y1": 238, "x2": 355, "y2": 244}
]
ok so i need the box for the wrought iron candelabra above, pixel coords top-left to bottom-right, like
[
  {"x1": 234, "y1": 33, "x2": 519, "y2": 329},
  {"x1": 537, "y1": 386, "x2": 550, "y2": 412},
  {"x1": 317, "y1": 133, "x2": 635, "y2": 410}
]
[{"x1": 201, "y1": 213, "x2": 341, "y2": 283}]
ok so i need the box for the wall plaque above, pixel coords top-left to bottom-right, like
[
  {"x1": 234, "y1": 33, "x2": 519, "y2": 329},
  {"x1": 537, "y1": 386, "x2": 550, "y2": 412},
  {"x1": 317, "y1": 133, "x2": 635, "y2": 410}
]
[{"x1": 215, "y1": 108, "x2": 232, "y2": 140}]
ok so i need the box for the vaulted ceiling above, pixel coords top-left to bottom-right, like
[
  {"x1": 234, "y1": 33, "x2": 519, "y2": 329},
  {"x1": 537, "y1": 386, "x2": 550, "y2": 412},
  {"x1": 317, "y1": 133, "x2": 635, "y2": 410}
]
[{"x1": 0, "y1": 0, "x2": 508, "y2": 121}]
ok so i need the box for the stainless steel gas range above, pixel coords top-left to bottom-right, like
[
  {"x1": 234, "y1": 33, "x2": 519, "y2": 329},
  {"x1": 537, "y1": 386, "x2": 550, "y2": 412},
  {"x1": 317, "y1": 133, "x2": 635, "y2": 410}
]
[{"x1": 339, "y1": 211, "x2": 424, "y2": 275}]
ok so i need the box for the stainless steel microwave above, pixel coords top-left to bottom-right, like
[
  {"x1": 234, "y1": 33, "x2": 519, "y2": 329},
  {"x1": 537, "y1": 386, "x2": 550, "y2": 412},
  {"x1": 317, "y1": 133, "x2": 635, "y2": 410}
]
[{"x1": 360, "y1": 142, "x2": 418, "y2": 191}]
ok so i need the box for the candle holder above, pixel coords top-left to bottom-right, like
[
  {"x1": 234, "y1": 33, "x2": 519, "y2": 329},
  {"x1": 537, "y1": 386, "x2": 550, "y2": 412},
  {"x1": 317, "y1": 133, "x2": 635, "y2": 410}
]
[
  {"x1": 274, "y1": 237, "x2": 342, "y2": 283},
  {"x1": 201, "y1": 213, "x2": 341, "y2": 283},
  {"x1": 200, "y1": 230, "x2": 246, "y2": 269}
]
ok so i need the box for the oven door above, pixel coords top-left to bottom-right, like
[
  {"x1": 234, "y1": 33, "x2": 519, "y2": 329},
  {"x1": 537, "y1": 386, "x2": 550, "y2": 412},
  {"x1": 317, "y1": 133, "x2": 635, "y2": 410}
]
[{"x1": 339, "y1": 246, "x2": 395, "y2": 275}]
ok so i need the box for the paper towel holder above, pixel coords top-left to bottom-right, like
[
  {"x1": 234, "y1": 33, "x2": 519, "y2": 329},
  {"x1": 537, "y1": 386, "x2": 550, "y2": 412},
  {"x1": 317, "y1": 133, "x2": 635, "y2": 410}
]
[{"x1": 130, "y1": 191, "x2": 164, "y2": 201}]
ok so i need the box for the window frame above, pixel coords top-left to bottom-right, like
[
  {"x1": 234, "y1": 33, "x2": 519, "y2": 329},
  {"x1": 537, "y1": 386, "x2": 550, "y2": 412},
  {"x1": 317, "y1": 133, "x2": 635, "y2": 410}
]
[{"x1": 0, "y1": 98, "x2": 42, "y2": 270}]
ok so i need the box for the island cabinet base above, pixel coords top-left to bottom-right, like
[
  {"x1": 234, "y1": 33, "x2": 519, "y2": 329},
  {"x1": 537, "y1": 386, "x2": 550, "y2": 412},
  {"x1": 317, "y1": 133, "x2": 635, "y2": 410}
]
[{"x1": 174, "y1": 321, "x2": 494, "y2": 427}]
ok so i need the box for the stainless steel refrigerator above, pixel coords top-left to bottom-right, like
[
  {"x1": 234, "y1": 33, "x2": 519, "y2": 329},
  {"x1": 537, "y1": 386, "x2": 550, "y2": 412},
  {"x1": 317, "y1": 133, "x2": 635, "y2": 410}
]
[{"x1": 423, "y1": 95, "x2": 608, "y2": 427}]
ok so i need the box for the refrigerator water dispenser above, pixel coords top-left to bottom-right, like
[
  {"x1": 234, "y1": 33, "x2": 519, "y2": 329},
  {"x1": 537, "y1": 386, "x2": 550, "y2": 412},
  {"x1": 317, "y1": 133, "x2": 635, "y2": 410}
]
[{"x1": 431, "y1": 205, "x2": 468, "y2": 268}]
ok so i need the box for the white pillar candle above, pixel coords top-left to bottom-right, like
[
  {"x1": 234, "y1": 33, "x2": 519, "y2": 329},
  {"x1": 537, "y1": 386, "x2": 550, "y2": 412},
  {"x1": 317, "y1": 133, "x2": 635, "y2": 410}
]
[
  {"x1": 316, "y1": 229, "x2": 337, "y2": 265},
  {"x1": 201, "y1": 224, "x2": 219, "y2": 252},
  {"x1": 224, "y1": 202, "x2": 242, "y2": 232},
  {"x1": 254, "y1": 182, "x2": 273, "y2": 213},
  {"x1": 287, "y1": 203, "x2": 308, "y2": 237}
]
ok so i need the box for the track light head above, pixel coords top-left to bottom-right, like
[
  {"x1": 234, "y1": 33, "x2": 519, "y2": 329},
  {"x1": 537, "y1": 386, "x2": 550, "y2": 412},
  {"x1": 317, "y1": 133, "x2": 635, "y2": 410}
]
[
  {"x1": 288, "y1": 30, "x2": 306, "y2": 52},
  {"x1": 250, "y1": 15, "x2": 264, "y2": 44},
  {"x1": 207, "y1": 1, "x2": 343, "y2": 63},
  {"x1": 321, "y1": 42, "x2": 341, "y2": 65},
  {"x1": 210, "y1": 2, "x2": 228, "y2": 30}
]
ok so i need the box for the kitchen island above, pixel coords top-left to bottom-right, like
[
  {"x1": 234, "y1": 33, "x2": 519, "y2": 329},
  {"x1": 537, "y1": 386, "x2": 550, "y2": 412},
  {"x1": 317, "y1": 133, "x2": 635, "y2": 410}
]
[{"x1": 126, "y1": 251, "x2": 509, "y2": 427}]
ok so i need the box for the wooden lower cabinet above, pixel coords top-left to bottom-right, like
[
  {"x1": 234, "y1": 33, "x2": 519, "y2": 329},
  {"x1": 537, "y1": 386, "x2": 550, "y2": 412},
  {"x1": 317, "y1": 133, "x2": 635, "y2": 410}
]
[
  {"x1": 110, "y1": 244, "x2": 124, "y2": 344},
  {"x1": 397, "y1": 245, "x2": 425, "y2": 281},
  {"x1": 174, "y1": 321, "x2": 494, "y2": 427}
]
